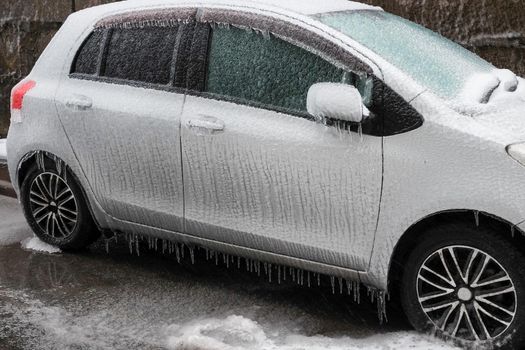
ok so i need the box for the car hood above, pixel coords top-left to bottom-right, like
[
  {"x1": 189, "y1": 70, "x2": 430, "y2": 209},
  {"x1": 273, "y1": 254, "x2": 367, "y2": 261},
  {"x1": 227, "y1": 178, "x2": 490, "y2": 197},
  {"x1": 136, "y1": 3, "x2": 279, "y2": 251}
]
[{"x1": 473, "y1": 103, "x2": 525, "y2": 139}]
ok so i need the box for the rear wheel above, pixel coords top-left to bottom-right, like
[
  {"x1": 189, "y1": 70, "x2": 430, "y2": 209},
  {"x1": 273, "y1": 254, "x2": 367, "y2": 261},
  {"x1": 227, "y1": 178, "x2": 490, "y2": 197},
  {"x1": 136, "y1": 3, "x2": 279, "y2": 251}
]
[
  {"x1": 20, "y1": 158, "x2": 100, "y2": 251},
  {"x1": 401, "y1": 222, "x2": 525, "y2": 349}
]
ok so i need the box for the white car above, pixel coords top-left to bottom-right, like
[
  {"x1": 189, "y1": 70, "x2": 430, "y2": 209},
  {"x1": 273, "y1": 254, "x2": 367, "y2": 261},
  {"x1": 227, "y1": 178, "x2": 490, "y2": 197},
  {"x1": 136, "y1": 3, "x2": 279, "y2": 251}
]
[{"x1": 7, "y1": 0, "x2": 525, "y2": 348}]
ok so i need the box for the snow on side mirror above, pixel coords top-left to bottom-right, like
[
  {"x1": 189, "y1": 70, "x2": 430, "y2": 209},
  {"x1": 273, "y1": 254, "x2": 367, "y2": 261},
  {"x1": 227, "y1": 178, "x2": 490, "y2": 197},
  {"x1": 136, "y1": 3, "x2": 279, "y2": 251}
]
[{"x1": 307, "y1": 83, "x2": 364, "y2": 124}]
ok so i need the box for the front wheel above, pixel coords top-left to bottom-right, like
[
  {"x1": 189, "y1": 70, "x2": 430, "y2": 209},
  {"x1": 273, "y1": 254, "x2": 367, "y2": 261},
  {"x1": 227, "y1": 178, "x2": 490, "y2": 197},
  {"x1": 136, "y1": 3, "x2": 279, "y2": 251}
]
[
  {"x1": 401, "y1": 222, "x2": 525, "y2": 349},
  {"x1": 20, "y1": 159, "x2": 100, "y2": 251}
]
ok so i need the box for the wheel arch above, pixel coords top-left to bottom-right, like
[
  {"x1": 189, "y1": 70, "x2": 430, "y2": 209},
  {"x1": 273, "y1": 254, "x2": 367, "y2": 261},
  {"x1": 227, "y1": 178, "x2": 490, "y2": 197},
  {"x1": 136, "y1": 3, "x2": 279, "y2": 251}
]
[{"x1": 387, "y1": 209, "x2": 525, "y2": 293}]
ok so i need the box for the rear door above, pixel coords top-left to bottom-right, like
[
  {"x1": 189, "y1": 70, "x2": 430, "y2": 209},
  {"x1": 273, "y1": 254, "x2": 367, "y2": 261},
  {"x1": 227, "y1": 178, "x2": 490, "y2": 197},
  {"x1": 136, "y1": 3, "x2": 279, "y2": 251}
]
[
  {"x1": 180, "y1": 21, "x2": 383, "y2": 271},
  {"x1": 55, "y1": 21, "x2": 194, "y2": 232}
]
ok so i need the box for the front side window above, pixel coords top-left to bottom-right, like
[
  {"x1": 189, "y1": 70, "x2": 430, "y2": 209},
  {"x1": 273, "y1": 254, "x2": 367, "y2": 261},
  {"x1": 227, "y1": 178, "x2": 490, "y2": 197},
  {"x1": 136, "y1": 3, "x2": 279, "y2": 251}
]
[
  {"x1": 102, "y1": 26, "x2": 180, "y2": 85},
  {"x1": 206, "y1": 26, "x2": 356, "y2": 114}
]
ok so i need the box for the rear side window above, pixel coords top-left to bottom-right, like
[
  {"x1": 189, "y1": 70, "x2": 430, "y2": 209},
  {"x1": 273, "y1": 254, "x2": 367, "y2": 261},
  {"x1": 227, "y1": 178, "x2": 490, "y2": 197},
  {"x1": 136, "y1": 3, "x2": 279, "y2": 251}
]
[
  {"x1": 72, "y1": 29, "x2": 105, "y2": 75},
  {"x1": 102, "y1": 26, "x2": 180, "y2": 85},
  {"x1": 206, "y1": 27, "x2": 345, "y2": 113}
]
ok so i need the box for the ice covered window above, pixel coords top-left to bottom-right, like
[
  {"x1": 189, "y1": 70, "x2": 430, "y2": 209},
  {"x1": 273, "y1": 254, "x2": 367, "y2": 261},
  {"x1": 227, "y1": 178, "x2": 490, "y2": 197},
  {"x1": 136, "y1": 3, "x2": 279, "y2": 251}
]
[
  {"x1": 206, "y1": 27, "x2": 345, "y2": 113},
  {"x1": 72, "y1": 29, "x2": 105, "y2": 75},
  {"x1": 102, "y1": 26, "x2": 179, "y2": 85}
]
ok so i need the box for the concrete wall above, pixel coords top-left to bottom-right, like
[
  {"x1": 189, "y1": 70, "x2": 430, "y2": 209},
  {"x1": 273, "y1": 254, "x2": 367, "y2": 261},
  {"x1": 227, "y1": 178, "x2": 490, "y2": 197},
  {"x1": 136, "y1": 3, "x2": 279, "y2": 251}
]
[{"x1": 1, "y1": 0, "x2": 524, "y2": 137}]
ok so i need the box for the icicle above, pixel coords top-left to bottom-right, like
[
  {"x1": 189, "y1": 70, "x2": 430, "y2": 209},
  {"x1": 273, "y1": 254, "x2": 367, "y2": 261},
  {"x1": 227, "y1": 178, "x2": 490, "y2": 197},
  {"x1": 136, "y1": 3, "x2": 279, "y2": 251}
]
[
  {"x1": 36, "y1": 152, "x2": 45, "y2": 171},
  {"x1": 175, "y1": 244, "x2": 181, "y2": 263},
  {"x1": 135, "y1": 234, "x2": 140, "y2": 256},
  {"x1": 376, "y1": 290, "x2": 388, "y2": 324},
  {"x1": 283, "y1": 267, "x2": 287, "y2": 281},
  {"x1": 474, "y1": 210, "x2": 480, "y2": 226},
  {"x1": 291, "y1": 268, "x2": 296, "y2": 282},
  {"x1": 307, "y1": 272, "x2": 311, "y2": 288},
  {"x1": 358, "y1": 123, "x2": 363, "y2": 142},
  {"x1": 268, "y1": 264, "x2": 272, "y2": 283},
  {"x1": 181, "y1": 244, "x2": 185, "y2": 259},
  {"x1": 190, "y1": 247, "x2": 195, "y2": 265},
  {"x1": 237, "y1": 256, "x2": 241, "y2": 269},
  {"x1": 278, "y1": 266, "x2": 281, "y2": 284},
  {"x1": 511, "y1": 225, "x2": 516, "y2": 238},
  {"x1": 225, "y1": 254, "x2": 230, "y2": 268},
  {"x1": 346, "y1": 280, "x2": 352, "y2": 296},
  {"x1": 257, "y1": 261, "x2": 261, "y2": 276},
  {"x1": 330, "y1": 276, "x2": 335, "y2": 294},
  {"x1": 215, "y1": 252, "x2": 219, "y2": 266},
  {"x1": 338, "y1": 277, "x2": 343, "y2": 294},
  {"x1": 105, "y1": 239, "x2": 109, "y2": 254},
  {"x1": 317, "y1": 273, "x2": 321, "y2": 287},
  {"x1": 128, "y1": 234, "x2": 133, "y2": 255}
]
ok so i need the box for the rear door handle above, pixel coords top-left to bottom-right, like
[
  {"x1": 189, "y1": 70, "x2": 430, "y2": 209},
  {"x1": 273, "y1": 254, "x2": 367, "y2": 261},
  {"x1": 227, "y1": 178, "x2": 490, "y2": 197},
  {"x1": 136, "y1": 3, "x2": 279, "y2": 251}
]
[
  {"x1": 66, "y1": 95, "x2": 92, "y2": 111},
  {"x1": 187, "y1": 115, "x2": 225, "y2": 133}
]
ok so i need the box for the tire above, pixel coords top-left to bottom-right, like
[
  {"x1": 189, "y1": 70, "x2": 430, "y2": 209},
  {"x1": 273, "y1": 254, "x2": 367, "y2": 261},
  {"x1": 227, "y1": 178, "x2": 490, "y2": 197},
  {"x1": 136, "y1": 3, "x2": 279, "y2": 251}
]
[
  {"x1": 400, "y1": 221, "x2": 525, "y2": 349},
  {"x1": 20, "y1": 158, "x2": 100, "y2": 251}
]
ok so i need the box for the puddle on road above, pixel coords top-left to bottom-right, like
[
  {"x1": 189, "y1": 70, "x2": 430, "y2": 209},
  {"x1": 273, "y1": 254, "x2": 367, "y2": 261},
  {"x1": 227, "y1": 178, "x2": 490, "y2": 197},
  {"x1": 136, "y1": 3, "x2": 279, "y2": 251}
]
[{"x1": 0, "y1": 240, "x2": 454, "y2": 350}]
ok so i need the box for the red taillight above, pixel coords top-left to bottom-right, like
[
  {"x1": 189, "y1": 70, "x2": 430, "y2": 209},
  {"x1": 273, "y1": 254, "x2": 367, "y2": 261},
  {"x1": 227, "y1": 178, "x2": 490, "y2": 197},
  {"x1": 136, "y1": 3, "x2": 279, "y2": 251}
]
[{"x1": 11, "y1": 80, "x2": 36, "y2": 110}]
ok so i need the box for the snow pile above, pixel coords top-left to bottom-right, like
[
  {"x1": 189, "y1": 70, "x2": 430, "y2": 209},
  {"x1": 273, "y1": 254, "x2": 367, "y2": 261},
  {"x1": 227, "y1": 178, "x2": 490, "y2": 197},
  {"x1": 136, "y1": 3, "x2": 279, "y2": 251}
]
[
  {"x1": 164, "y1": 315, "x2": 458, "y2": 350},
  {"x1": 0, "y1": 138, "x2": 6, "y2": 162},
  {"x1": 21, "y1": 237, "x2": 61, "y2": 254},
  {"x1": 455, "y1": 69, "x2": 525, "y2": 114},
  {"x1": 0, "y1": 196, "x2": 32, "y2": 246}
]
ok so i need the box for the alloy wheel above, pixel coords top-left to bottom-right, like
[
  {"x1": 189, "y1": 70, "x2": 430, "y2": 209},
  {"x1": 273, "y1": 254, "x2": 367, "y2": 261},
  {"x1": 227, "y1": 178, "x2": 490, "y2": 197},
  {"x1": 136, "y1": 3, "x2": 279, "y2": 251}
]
[
  {"x1": 417, "y1": 245, "x2": 517, "y2": 342},
  {"x1": 29, "y1": 172, "x2": 78, "y2": 239}
]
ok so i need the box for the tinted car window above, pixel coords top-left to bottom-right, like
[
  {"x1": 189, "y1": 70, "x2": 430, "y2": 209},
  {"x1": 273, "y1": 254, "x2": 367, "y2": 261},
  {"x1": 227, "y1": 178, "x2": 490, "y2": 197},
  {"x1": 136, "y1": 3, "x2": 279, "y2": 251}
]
[
  {"x1": 206, "y1": 27, "x2": 345, "y2": 113},
  {"x1": 72, "y1": 29, "x2": 105, "y2": 75},
  {"x1": 102, "y1": 26, "x2": 179, "y2": 85}
]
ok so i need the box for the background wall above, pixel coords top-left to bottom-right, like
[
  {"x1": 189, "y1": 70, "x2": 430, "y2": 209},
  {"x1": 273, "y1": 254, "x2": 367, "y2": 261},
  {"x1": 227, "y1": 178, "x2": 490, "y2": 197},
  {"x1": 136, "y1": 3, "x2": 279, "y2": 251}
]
[{"x1": 1, "y1": 0, "x2": 524, "y2": 137}]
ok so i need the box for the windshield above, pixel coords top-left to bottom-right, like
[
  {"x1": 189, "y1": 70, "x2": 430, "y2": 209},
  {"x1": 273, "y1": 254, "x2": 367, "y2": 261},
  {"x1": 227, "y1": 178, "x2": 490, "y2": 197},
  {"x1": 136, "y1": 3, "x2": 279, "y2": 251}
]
[{"x1": 315, "y1": 10, "x2": 494, "y2": 100}]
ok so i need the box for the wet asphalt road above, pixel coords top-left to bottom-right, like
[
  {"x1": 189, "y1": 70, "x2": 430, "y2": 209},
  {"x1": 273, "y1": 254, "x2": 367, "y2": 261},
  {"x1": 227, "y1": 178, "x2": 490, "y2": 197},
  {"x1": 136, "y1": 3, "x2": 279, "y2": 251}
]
[{"x1": 0, "y1": 195, "x2": 451, "y2": 350}]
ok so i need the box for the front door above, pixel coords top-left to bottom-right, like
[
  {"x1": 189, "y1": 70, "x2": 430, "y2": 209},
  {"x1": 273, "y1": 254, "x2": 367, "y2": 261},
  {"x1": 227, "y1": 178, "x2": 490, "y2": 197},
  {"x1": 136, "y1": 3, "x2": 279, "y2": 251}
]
[{"x1": 180, "y1": 24, "x2": 383, "y2": 270}]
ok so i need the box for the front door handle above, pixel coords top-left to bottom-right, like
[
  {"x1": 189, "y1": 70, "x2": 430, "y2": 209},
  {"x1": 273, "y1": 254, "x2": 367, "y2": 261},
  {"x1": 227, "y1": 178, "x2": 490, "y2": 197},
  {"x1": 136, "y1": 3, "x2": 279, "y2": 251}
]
[
  {"x1": 187, "y1": 115, "x2": 225, "y2": 133},
  {"x1": 66, "y1": 95, "x2": 93, "y2": 111}
]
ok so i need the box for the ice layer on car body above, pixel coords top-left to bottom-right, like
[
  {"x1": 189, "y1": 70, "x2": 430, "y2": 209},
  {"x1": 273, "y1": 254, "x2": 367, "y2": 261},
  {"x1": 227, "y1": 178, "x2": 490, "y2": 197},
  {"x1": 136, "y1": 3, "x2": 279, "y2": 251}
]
[{"x1": 10, "y1": 0, "x2": 525, "y2": 329}]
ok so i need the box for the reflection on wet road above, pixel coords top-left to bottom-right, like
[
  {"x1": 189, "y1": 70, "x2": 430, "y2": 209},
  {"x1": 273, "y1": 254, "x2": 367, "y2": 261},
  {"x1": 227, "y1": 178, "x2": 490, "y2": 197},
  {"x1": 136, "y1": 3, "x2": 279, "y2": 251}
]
[{"x1": 0, "y1": 195, "x2": 455, "y2": 350}]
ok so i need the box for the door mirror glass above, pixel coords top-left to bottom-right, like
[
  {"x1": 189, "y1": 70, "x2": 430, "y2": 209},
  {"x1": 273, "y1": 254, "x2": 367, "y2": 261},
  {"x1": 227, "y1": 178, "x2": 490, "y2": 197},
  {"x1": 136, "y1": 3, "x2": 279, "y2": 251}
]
[{"x1": 307, "y1": 83, "x2": 365, "y2": 123}]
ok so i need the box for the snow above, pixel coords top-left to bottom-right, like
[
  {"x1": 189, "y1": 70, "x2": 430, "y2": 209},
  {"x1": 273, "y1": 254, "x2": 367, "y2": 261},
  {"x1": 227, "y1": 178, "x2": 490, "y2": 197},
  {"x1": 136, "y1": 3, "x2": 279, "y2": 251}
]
[
  {"x1": 164, "y1": 315, "x2": 458, "y2": 350},
  {"x1": 307, "y1": 83, "x2": 364, "y2": 123},
  {"x1": 21, "y1": 237, "x2": 61, "y2": 254},
  {"x1": 0, "y1": 138, "x2": 6, "y2": 162},
  {"x1": 0, "y1": 196, "x2": 31, "y2": 246}
]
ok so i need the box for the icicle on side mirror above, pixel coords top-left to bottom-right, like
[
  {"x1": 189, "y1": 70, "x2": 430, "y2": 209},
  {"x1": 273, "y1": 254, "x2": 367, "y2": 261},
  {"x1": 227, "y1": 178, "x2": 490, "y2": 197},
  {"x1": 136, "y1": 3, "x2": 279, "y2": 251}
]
[{"x1": 307, "y1": 83, "x2": 367, "y2": 124}]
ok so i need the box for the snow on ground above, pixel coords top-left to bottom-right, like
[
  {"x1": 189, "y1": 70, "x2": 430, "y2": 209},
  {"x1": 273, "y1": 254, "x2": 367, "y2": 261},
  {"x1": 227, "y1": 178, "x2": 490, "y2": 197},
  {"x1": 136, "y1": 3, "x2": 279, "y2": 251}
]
[
  {"x1": 0, "y1": 138, "x2": 6, "y2": 161},
  {"x1": 0, "y1": 195, "x2": 31, "y2": 245},
  {"x1": 21, "y1": 237, "x2": 61, "y2": 254},
  {"x1": 164, "y1": 315, "x2": 457, "y2": 350}
]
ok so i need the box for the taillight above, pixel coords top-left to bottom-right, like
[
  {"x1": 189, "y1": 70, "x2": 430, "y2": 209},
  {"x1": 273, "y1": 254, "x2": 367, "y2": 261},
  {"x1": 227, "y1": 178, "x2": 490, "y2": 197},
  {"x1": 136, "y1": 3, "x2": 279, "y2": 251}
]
[
  {"x1": 11, "y1": 80, "x2": 36, "y2": 123},
  {"x1": 11, "y1": 80, "x2": 36, "y2": 110}
]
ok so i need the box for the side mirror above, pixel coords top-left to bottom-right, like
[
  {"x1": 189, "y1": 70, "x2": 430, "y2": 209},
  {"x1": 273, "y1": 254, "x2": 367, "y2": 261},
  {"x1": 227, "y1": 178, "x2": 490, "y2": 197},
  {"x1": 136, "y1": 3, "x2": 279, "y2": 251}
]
[{"x1": 307, "y1": 83, "x2": 365, "y2": 123}]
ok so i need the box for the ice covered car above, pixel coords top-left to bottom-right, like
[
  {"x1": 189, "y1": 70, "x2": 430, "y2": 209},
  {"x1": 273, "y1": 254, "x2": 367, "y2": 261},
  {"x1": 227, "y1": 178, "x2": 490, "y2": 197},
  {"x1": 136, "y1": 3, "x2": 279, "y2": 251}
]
[{"x1": 7, "y1": 0, "x2": 525, "y2": 348}]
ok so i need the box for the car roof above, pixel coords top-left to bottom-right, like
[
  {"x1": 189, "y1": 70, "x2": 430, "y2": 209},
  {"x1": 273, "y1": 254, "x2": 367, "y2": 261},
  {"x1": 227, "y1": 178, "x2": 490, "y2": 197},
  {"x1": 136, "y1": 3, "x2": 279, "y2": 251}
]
[{"x1": 123, "y1": 0, "x2": 382, "y2": 16}]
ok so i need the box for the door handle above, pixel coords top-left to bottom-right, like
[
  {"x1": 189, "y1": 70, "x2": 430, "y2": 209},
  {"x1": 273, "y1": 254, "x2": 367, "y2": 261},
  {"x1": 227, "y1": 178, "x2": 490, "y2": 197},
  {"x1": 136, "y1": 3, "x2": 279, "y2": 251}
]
[
  {"x1": 66, "y1": 95, "x2": 93, "y2": 111},
  {"x1": 187, "y1": 115, "x2": 225, "y2": 133}
]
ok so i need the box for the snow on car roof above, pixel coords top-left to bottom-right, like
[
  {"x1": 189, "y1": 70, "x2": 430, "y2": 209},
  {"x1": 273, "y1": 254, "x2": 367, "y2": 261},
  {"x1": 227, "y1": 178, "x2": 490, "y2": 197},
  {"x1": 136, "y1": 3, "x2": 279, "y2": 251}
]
[{"x1": 118, "y1": 0, "x2": 382, "y2": 16}]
